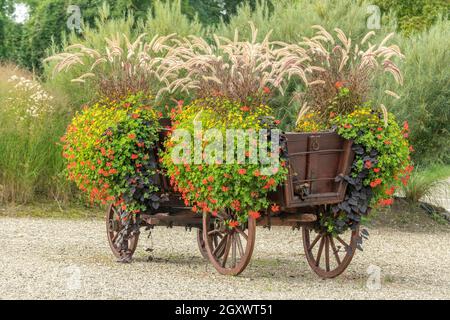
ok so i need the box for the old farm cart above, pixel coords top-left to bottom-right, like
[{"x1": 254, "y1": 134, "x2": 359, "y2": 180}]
[{"x1": 106, "y1": 128, "x2": 360, "y2": 278}]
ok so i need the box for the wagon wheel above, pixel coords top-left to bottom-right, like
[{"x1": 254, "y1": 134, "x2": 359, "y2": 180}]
[
  {"x1": 302, "y1": 225, "x2": 359, "y2": 278},
  {"x1": 203, "y1": 211, "x2": 256, "y2": 276},
  {"x1": 197, "y1": 228, "x2": 225, "y2": 260},
  {"x1": 106, "y1": 203, "x2": 139, "y2": 259}
]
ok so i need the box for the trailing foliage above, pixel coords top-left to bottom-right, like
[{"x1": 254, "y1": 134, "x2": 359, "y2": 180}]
[
  {"x1": 161, "y1": 98, "x2": 288, "y2": 225},
  {"x1": 61, "y1": 93, "x2": 162, "y2": 213}
]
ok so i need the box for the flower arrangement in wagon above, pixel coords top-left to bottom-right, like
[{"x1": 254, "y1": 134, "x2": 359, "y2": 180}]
[
  {"x1": 160, "y1": 24, "x2": 313, "y2": 227},
  {"x1": 294, "y1": 26, "x2": 412, "y2": 234}
]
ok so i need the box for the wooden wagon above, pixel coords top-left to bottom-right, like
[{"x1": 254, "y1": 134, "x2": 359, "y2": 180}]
[{"x1": 106, "y1": 124, "x2": 361, "y2": 278}]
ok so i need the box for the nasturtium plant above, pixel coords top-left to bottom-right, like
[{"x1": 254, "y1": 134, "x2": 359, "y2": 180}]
[
  {"x1": 61, "y1": 93, "x2": 162, "y2": 214},
  {"x1": 331, "y1": 106, "x2": 412, "y2": 207},
  {"x1": 161, "y1": 98, "x2": 288, "y2": 226}
]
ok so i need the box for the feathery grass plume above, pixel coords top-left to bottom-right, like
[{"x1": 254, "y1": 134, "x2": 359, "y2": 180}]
[
  {"x1": 44, "y1": 33, "x2": 177, "y2": 99},
  {"x1": 158, "y1": 22, "x2": 312, "y2": 107},
  {"x1": 296, "y1": 26, "x2": 404, "y2": 124}
]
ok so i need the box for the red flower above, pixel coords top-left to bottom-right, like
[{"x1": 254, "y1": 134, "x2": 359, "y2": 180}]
[
  {"x1": 222, "y1": 186, "x2": 229, "y2": 192},
  {"x1": 228, "y1": 220, "x2": 239, "y2": 228},
  {"x1": 248, "y1": 211, "x2": 261, "y2": 219},
  {"x1": 131, "y1": 113, "x2": 140, "y2": 119},
  {"x1": 263, "y1": 86, "x2": 271, "y2": 94},
  {"x1": 364, "y1": 160, "x2": 372, "y2": 169},
  {"x1": 238, "y1": 168, "x2": 247, "y2": 175},
  {"x1": 385, "y1": 187, "x2": 395, "y2": 196},
  {"x1": 403, "y1": 121, "x2": 409, "y2": 132},
  {"x1": 344, "y1": 123, "x2": 352, "y2": 129},
  {"x1": 378, "y1": 198, "x2": 394, "y2": 206},
  {"x1": 274, "y1": 119, "x2": 281, "y2": 125},
  {"x1": 253, "y1": 169, "x2": 260, "y2": 177},
  {"x1": 370, "y1": 178, "x2": 382, "y2": 188},
  {"x1": 131, "y1": 154, "x2": 139, "y2": 160},
  {"x1": 271, "y1": 204, "x2": 280, "y2": 213},
  {"x1": 192, "y1": 205, "x2": 198, "y2": 213},
  {"x1": 128, "y1": 133, "x2": 136, "y2": 140},
  {"x1": 202, "y1": 178, "x2": 208, "y2": 185},
  {"x1": 409, "y1": 145, "x2": 414, "y2": 152},
  {"x1": 137, "y1": 142, "x2": 145, "y2": 148},
  {"x1": 334, "y1": 81, "x2": 344, "y2": 89},
  {"x1": 373, "y1": 168, "x2": 380, "y2": 173},
  {"x1": 377, "y1": 127, "x2": 383, "y2": 131},
  {"x1": 240, "y1": 106, "x2": 250, "y2": 112},
  {"x1": 208, "y1": 176, "x2": 214, "y2": 183}
]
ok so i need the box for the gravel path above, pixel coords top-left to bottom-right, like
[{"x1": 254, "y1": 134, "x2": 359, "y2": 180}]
[{"x1": 0, "y1": 217, "x2": 449, "y2": 300}]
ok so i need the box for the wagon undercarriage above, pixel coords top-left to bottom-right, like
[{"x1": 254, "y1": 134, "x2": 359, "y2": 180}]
[{"x1": 106, "y1": 131, "x2": 361, "y2": 278}]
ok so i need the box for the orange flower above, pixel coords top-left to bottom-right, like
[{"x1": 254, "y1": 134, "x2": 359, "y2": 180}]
[
  {"x1": 373, "y1": 168, "x2": 380, "y2": 173},
  {"x1": 334, "y1": 81, "x2": 344, "y2": 89},
  {"x1": 248, "y1": 211, "x2": 261, "y2": 219},
  {"x1": 385, "y1": 187, "x2": 395, "y2": 196},
  {"x1": 128, "y1": 133, "x2": 136, "y2": 140},
  {"x1": 240, "y1": 106, "x2": 250, "y2": 112},
  {"x1": 229, "y1": 220, "x2": 239, "y2": 228},
  {"x1": 238, "y1": 168, "x2": 247, "y2": 175},
  {"x1": 344, "y1": 123, "x2": 352, "y2": 129},
  {"x1": 131, "y1": 113, "x2": 140, "y2": 119},
  {"x1": 271, "y1": 204, "x2": 280, "y2": 212},
  {"x1": 370, "y1": 178, "x2": 382, "y2": 188},
  {"x1": 222, "y1": 186, "x2": 229, "y2": 192},
  {"x1": 263, "y1": 86, "x2": 271, "y2": 94},
  {"x1": 131, "y1": 154, "x2": 139, "y2": 160}
]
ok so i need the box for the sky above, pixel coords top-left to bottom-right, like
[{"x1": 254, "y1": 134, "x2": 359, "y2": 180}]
[{"x1": 12, "y1": 3, "x2": 29, "y2": 23}]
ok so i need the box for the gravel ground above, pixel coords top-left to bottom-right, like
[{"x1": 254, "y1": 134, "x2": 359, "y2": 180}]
[{"x1": 0, "y1": 217, "x2": 449, "y2": 300}]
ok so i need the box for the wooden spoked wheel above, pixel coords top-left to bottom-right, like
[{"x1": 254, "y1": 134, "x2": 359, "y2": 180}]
[
  {"x1": 302, "y1": 225, "x2": 359, "y2": 278},
  {"x1": 203, "y1": 211, "x2": 256, "y2": 276},
  {"x1": 197, "y1": 228, "x2": 226, "y2": 260},
  {"x1": 106, "y1": 203, "x2": 139, "y2": 259}
]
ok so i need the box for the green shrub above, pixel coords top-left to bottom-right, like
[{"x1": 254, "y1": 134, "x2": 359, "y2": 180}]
[
  {"x1": 374, "y1": 20, "x2": 450, "y2": 165},
  {"x1": 0, "y1": 64, "x2": 70, "y2": 204},
  {"x1": 215, "y1": 0, "x2": 396, "y2": 43},
  {"x1": 374, "y1": 0, "x2": 449, "y2": 36}
]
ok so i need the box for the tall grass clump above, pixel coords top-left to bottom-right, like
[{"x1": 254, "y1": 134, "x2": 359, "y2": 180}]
[
  {"x1": 0, "y1": 64, "x2": 71, "y2": 204},
  {"x1": 215, "y1": 0, "x2": 398, "y2": 128},
  {"x1": 373, "y1": 19, "x2": 450, "y2": 165},
  {"x1": 43, "y1": 1, "x2": 205, "y2": 109},
  {"x1": 402, "y1": 165, "x2": 450, "y2": 205}
]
